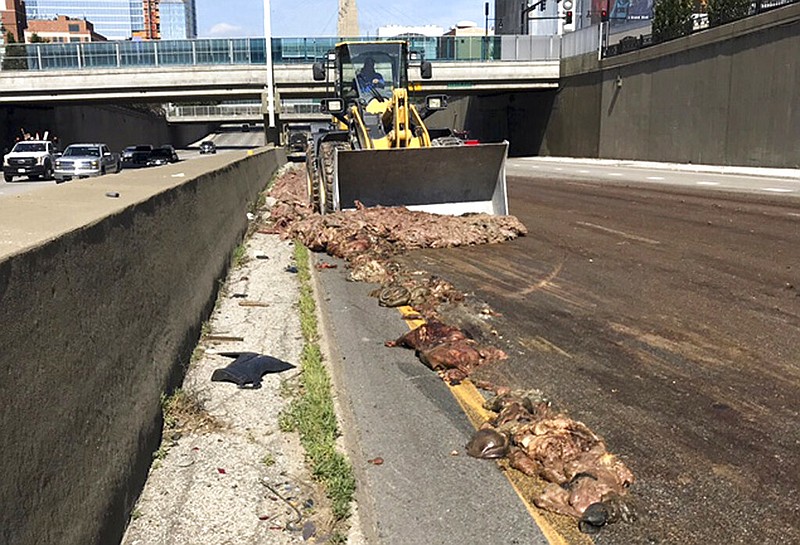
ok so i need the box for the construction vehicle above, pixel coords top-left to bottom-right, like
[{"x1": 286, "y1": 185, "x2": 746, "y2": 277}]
[{"x1": 307, "y1": 40, "x2": 508, "y2": 215}]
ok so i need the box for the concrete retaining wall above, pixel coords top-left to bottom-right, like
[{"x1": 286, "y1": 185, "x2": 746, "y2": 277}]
[
  {"x1": 0, "y1": 148, "x2": 286, "y2": 545},
  {"x1": 545, "y1": 3, "x2": 800, "y2": 167}
]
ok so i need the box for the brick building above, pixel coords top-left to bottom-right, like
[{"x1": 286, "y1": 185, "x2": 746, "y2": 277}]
[
  {"x1": 25, "y1": 15, "x2": 106, "y2": 43},
  {"x1": 142, "y1": 0, "x2": 160, "y2": 39},
  {"x1": 1, "y1": 0, "x2": 27, "y2": 43}
]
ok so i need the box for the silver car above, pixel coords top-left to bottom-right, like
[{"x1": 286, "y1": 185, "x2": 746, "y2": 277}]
[{"x1": 54, "y1": 143, "x2": 121, "y2": 182}]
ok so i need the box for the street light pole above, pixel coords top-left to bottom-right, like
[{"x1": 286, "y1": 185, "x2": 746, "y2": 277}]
[{"x1": 263, "y1": 0, "x2": 276, "y2": 140}]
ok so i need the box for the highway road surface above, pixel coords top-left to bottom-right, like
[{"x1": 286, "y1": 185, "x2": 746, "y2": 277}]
[
  {"x1": 0, "y1": 127, "x2": 265, "y2": 199},
  {"x1": 382, "y1": 164, "x2": 800, "y2": 544}
]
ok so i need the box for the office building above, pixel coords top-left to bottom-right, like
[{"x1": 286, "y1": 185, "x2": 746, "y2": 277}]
[
  {"x1": 24, "y1": 0, "x2": 146, "y2": 40},
  {"x1": 159, "y1": 0, "x2": 196, "y2": 40}
]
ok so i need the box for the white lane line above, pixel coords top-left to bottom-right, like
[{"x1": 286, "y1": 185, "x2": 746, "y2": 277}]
[
  {"x1": 697, "y1": 181, "x2": 720, "y2": 186},
  {"x1": 788, "y1": 213, "x2": 800, "y2": 218},
  {"x1": 578, "y1": 169, "x2": 591, "y2": 174},
  {"x1": 763, "y1": 188, "x2": 794, "y2": 193},
  {"x1": 646, "y1": 176, "x2": 665, "y2": 180},
  {"x1": 607, "y1": 172, "x2": 623, "y2": 176},
  {"x1": 576, "y1": 221, "x2": 661, "y2": 245},
  {"x1": 554, "y1": 167, "x2": 564, "y2": 171}
]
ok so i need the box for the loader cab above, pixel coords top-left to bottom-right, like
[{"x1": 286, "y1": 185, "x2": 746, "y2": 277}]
[{"x1": 335, "y1": 42, "x2": 409, "y2": 104}]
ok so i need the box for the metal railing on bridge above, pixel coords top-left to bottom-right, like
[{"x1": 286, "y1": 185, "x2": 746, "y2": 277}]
[
  {"x1": 166, "y1": 103, "x2": 265, "y2": 119},
  {"x1": 164, "y1": 101, "x2": 325, "y2": 122},
  {"x1": 0, "y1": 35, "x2": 560, "y2": 72}
]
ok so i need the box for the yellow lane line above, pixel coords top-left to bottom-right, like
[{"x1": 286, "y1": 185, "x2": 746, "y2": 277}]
[{"x1": 395, "y1": 306, "x2": 590, "y2": 545}]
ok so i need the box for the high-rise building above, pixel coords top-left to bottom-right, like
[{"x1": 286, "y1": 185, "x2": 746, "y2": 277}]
[
  {"x1": 142, "y1": 0, "x2": 159, "y2": 39},
  {"x1": 159, "y1": 0, "x2": 196, "y2": 40},
  {"x1": 1, "y1": 0, "x2": 27, "y2": 42},
  {"x1": 24, "y1": 0, "x2": 146, "y2": 40},
  {"x1": 338, "y1": 0, "x2": 358, "y2": 37}
]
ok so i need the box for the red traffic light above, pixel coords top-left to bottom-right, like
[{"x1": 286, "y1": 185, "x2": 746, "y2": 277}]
[
  {"x1": 600, "y1": 9, "x2": 609, "y2": 21},
  {"x1": 565, "y1": 10, "x2": 573, "y2": 24}
]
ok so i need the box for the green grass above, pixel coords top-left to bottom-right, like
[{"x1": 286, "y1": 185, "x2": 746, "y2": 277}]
[
  {"x1": 262, "y1": 453, "x2": 276, "y2": 467},
  {"x1": 280, "y1": 242, "x2": 356, "y2": 522},
  {"x1": 231, "y1": 243, "x2": 248, "y2": 269}
]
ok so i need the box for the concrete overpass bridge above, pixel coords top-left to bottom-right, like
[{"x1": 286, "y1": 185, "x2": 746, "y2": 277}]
[{"x1": 0, "y1": 35, "x2": 560, "y2": 108}]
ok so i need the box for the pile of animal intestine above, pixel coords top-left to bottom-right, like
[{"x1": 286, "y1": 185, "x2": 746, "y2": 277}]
[{"x1": 467, "y1": 388, "x2": 636, "y2": 534}]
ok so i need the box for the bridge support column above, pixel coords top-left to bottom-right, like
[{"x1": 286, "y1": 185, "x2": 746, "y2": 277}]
[
  {"x1": 262, "y1": 89, "x2": 281, "y2": 146},
  {"x1": 264, "y1": 115, "x2": 281, "y2": 146}
]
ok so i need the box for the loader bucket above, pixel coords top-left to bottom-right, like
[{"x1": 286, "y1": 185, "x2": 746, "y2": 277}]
[{"x1": 332, "y1": 141, "x2": 509, "y2": 216}]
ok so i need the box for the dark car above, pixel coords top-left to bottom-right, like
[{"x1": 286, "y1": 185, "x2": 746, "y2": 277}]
[
  {"x1": 285, "y1": 124, "x2": 310, "y2": 162},
  {"x1": 199, "y1": 141, "x2": 217, "y2": 154},
  {"x1": 121, "y1": 145, "x2": 153, "y2": 169},
  {"x1": 146, "y1": 146, "x2": 179, "y2": 167}
]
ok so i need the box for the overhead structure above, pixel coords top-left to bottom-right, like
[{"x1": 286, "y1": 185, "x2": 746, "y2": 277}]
[{"x1": 338, "y1": 0, "x2": 359, "y2": 37}]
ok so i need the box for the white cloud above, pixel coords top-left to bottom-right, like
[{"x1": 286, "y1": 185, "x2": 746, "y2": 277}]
[{"x1": 206, "y1": 22, "x2": 246, "y2": 37}]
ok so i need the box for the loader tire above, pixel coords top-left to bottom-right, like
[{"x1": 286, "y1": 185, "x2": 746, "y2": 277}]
[
  {"x1": 319, "y1": 141, "x2": 352, "y2": 214},
  {"x1": 305, "y1": 142, "x2": 321, "y2": 213}
]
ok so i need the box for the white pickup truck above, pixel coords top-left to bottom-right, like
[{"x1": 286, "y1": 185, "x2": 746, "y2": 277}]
[
  {"x1": 54, "y1": 143, "x2": 121, "y2": 183},
  {"x1": 2, "y1": 140, "x2": 59, "y2": 182}
]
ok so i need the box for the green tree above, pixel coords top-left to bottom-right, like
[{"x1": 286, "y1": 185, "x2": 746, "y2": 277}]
[
  {"x1": 29, "y1": 33, "x2": 49, "y2": 43},
  {"x1": 707, "y1": 0, "x2": 751, "y2": 26},
  {"x1": 2, "y1": 32, "x2": 29, "y2": 70},
  {"x1": 652, "y1": 0, "x2": 695, "y2": 42}
]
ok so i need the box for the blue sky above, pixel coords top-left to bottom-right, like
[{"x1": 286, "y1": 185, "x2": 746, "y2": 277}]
[{"x1": 195, "y1": 0, "x2": 492, "y2": 38}]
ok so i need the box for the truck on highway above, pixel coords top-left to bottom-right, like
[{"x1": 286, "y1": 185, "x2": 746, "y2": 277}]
[
  {"x1": 2, "y1": 140, "x2": 59, "y2": 182},
  {"x1": 284, "y1": 123, "x2": 312, "y2": 161},
  {"x1": 54, "y1": 143, "x2": 121, "y2": 183}
]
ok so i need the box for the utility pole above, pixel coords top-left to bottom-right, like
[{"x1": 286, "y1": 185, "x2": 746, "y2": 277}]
[{"x1": 263, "y1": 0, "x2": 277, "y2": 144}]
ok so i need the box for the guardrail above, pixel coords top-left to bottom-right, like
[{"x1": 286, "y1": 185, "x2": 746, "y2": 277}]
[{"x1": 0, "y1": 35, "x2": 561, "y2": 72}]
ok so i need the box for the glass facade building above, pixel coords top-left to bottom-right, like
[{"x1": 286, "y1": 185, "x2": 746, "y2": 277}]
[
  {"x1": 24, "y1": 0, "x2": 146, "y2": 40},
  {"x1": 159, "y1": 0, "x2": 196, "y2": 40}
]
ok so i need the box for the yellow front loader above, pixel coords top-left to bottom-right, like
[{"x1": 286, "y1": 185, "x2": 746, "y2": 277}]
[{"x1": 307, "y1": 40, "x2": 508, "y2": 216}]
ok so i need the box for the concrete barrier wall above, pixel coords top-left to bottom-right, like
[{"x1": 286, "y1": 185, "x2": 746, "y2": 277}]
[{"x1": 0, "y1": 148, "x2": 286, "y2": 545}]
